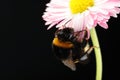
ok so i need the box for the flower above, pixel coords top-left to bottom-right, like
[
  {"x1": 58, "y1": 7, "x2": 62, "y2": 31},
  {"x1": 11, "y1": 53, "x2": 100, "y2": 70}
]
[
  {"x1": 42, "y1": 1, "x2": 120, "y2": 80},
  {"x1": 42, "y1": 0, "x2": 120, "y2": 31}
]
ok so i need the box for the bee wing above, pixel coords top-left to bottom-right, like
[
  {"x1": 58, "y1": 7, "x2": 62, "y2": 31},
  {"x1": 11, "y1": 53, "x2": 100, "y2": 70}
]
[{"x1": 62, "y1": 53, "x2": 76, "y2": 71}]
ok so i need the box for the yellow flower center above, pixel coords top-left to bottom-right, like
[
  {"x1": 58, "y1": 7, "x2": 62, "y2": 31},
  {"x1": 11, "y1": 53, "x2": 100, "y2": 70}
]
[{"x1": 69, "y1": 0, "x2": 94, "y2": 14}]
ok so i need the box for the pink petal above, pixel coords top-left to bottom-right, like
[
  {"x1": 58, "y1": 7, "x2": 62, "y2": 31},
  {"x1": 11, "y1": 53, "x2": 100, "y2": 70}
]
[{"x1": 98, "y1": 22, "x2": 108, "y2": 29}]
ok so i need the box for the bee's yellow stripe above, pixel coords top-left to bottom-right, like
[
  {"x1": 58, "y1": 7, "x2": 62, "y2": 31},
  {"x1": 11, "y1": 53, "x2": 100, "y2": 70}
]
[{"x1": 53, "y1": 38, "x2": 74, "y2": 48}]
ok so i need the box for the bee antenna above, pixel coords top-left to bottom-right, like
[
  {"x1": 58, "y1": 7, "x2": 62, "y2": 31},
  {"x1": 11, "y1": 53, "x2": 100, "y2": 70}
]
[{"x1": 62, "y1": 19, "x2": 71, "y2": 28}]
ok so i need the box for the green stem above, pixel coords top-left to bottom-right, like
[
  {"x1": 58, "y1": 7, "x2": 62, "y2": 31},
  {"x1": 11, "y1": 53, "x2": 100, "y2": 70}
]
[{"x1": 90, "y1": 28, "x2": 102, "y2": 80}]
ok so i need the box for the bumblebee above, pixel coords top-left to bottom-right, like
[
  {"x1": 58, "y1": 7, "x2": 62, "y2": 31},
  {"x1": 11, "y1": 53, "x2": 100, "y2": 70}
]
[{"x1": 52, "y1": 27, "x2": 93, "y2": 71}]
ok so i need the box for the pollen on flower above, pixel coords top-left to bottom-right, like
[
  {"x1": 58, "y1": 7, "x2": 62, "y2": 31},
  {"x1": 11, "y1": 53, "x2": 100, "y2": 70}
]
[{"x1": 69, "y1": 0, "x2": 94, "y2": 14}]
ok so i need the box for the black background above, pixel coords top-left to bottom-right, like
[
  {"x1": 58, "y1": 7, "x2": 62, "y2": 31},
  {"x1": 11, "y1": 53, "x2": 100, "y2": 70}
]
[{"x1": 0, "y1": 0, "x2": 120, "y2": 80}]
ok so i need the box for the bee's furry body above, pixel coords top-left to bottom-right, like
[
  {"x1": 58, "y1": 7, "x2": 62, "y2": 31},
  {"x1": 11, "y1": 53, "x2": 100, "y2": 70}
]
[{"x1": 52, "y1": 28, "x2": 93, "y2": 71}]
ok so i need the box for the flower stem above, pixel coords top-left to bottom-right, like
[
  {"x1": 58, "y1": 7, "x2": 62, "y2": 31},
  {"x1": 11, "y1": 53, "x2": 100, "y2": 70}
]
[{"x1": 90, "y1": 28, "x2": 102, "y2": 80}]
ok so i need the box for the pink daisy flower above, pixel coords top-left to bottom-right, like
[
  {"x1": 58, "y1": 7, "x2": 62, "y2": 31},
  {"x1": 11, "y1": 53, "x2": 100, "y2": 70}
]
[
  {"x1": 42, "y1": 0, "x2": 120, "y2": 31},
  {"x1": 42, "y1": 1, "x2": 120, "y2": 80}
]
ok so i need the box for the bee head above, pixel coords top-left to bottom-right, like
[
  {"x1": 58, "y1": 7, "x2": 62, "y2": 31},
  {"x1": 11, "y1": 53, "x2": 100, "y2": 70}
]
[{"x1": 55, "y1": 28, "x2": 75, "y2": 42}]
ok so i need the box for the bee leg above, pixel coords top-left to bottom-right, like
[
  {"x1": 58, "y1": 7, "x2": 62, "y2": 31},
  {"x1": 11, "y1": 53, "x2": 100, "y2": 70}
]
[
  {"x1": 80, "y1": 46, "x2": 95, "y2": 61},
  {"x1": 86, "y1": 46, "x2": 99, "y2": 54},
  {"x1": 80, "y1": 46, "x2": 99, "y2": 60},
  {"x1": 86, "y1": 46, "x2": 94, "y2": 54}
]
